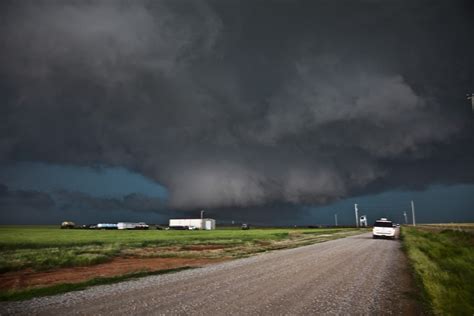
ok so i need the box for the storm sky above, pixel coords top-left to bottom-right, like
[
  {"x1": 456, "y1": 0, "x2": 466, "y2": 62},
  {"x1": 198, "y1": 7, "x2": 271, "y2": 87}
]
[{"x1": 1, "y1": 0, "x2": 473, "y2": 225}]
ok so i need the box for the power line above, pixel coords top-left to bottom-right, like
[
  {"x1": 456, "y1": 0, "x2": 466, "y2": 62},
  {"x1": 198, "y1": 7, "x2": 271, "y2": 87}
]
[{"x1": 351, "y1": 204, "x2": 412, "y2": 208}]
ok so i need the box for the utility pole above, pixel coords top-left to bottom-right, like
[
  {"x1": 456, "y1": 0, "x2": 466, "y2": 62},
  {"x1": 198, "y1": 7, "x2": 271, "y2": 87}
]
[
  {"x1": 411, "y1": 201, "x2": 416, "y2": 226},
  {"x1": 200, "y1": 210, "x2": 205, "y2": 229},
  {"x1": 354, "y1": 204, "x2": 359, "y2": 228},
  {"x1": 334, "y1": 213, "x2": 338, "y2": 227},
  {"x1": 403, "y1": 211, "x2": 408, "y2": 224}
]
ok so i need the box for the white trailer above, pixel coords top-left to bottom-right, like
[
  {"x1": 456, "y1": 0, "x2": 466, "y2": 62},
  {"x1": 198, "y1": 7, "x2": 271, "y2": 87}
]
[
  {"x1": 169, "y1": 219, "x2": 216, "y2": 230},
  {"x1": 97, "y1": 223, "x2": 118, "y2": 229},
  {"x1": 117, "y1": 222, "x2": 149, "y2": 230}
]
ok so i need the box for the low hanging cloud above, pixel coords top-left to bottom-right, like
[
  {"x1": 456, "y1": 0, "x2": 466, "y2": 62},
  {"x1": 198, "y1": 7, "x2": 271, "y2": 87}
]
[
  {"x1": 0, "y1": 183, "x2": 176, "y2": 224},
  {"x1": 54, "y1": 191, "x2": 169, "y2": 214},
  {"x1": 0, "y1": 184, "x2": 55, "y2": 213},
  {"x1": 0, "y1": 0, "x2": 473, "y2": 217}
]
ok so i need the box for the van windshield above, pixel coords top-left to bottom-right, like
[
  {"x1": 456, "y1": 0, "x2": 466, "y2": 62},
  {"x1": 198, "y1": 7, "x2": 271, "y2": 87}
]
[{"x1": 374, "y1": 221, "x2": 393, "y2": 227}]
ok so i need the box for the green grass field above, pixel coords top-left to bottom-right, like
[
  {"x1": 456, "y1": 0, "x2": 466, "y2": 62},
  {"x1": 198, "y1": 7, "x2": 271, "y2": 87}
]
[
  {"x1": 402, "y1": 226, "x2": 474, "y2": 315},
  {"x1": 0, "y1": 226, "x2": 360, "y2": 273}
]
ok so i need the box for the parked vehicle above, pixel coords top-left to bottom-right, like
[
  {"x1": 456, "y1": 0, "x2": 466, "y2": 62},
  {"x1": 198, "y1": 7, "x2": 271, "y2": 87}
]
[
  {"x1": 168, "y1": 226, "x2": 189, "y2": 230},
  {"x1": 80, "y1": 224, "x2": 96, "y2": 229},
  {"x1": 372, "y1": 218, "x2": 396, "y2": 239},
  {"x1": 241, "y1": 223, "x2": 250, "y2": 230},
  {"x1": 135, "y1": 222, "x2": 149, "y2": 230},
  {"x1": 60, "y1": 221, "x2": 75, "y2": 229}
]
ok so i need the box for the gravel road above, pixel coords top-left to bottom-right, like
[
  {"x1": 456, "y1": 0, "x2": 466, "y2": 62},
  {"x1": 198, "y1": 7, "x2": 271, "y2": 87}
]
[{"x1": 1, "y1": 231, "x2": 421, "y2": 315}]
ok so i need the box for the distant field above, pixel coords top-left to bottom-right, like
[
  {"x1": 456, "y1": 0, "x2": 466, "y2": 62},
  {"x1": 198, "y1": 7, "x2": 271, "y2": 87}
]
[
  {"x1": 0, "y1": 226, "x2": 358, "y2": 254},
  {"x1": 416, "y1": 223, "x2": 474, "y2": 233},
  {"x1": 402, "y1": 226, "x2": 474, "y2": 315},
  {"x1": 0, "y1": 226, "x2": 364, "y2": 300},
  {"x1": 0, "y1": 227, "x2": 292, "y2": 271}
]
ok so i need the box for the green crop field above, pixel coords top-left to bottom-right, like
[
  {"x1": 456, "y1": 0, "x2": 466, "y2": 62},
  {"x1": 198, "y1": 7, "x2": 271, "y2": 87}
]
[
  {"x1": 402, "y1": 226, "x2": 474, "y2": 315},
  {"x1": 0, "y1": 226, "x2": 361, "y2": 273}
]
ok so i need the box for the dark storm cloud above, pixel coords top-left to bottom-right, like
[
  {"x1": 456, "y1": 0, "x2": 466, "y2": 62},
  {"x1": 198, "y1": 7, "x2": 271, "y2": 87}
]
[
  {"x1": 204, "y1": 203, "x2": 313, "y2": 225},
  {"x1": 55, "y1": 191, "x2": 169, "y2": 214},
  {"x1": 0, "y1": 183, "x2": 176, "y2": 224},
  {"x1": 1, "y1": 1, "x2": 473, "y2": 218},
  {"x1": 0, "y1": 183, "x2": 170, "y2": 214},
  {"x1": 0, "y1": 184, "x2": 55, "y2": 213}
]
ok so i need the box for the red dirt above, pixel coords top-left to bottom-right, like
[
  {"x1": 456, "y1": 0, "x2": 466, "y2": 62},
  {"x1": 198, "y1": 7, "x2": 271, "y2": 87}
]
[
  {"x1": 0, "y1": 257, "x2": 227, "y2": 291},
  {"x1": 182, "y1": 244, "x2": 228, "y2": 251}
]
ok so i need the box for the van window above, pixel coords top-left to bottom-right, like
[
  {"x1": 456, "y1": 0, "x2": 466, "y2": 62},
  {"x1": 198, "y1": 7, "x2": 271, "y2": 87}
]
[{"x1": 374, "y1": 221, "x2": 393, "y2": 227}]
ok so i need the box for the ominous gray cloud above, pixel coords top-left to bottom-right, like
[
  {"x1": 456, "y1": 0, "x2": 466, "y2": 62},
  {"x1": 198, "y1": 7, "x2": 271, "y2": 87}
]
[
  {"x1": 0, "y1": 183, "x2": 55, "y2": 214},
  {"x1": 0, "y1": 183, "x2": 57, "y2": 224},
  {"x1": 54, "y1": 191, "x2": 168, "y2": 214},
  {"x1": 1, "y1": 0, "x2": 473, "y2": 219},
  {"x1": 0, "y1": 183, "x2": 177, "y2": 224}
]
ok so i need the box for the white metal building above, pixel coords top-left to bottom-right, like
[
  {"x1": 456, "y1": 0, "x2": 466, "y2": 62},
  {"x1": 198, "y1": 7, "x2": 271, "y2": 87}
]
[{"x1": 169, "y1": 218, "x2": 216, "y2": 230}]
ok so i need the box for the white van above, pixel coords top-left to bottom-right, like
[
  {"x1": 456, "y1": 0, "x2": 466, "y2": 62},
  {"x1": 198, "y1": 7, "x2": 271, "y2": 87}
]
[{"x1": 372, "y1": 218, "x2": 396, "y2": 239}]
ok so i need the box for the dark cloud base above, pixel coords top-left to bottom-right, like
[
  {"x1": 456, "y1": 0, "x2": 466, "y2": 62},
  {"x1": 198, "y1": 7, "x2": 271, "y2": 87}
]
[
  {"x1": 0, "y1": 184, "x2": 178, "y2": 224},
  {"x1": 1, "y1": 1, "x2": 473, "y2": 222},
  {"x1": 0, "y1": 182, "x2": 307, "y2": 225}
]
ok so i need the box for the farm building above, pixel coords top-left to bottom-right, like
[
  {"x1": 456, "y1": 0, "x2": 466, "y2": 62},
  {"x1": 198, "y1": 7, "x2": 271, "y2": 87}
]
[{"x1": 169, "y1": 218, "x2": 216, "y2": 230}]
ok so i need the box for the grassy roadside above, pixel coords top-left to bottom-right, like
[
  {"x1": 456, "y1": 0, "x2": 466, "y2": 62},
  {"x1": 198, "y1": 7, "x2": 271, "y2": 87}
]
[{"x1": 401, "y1": 226, "x2": 474, "y2": 315}]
